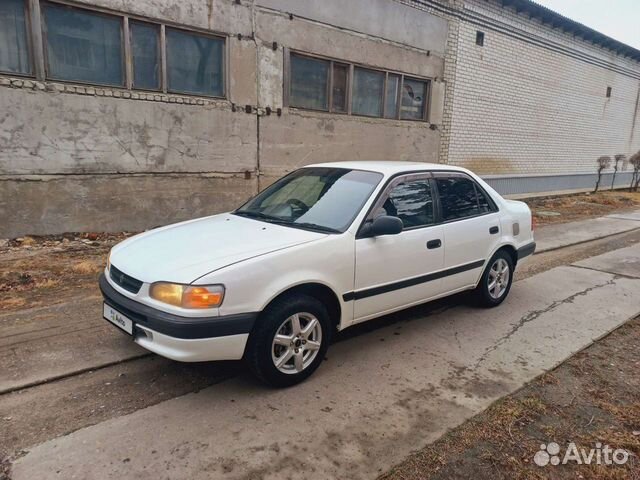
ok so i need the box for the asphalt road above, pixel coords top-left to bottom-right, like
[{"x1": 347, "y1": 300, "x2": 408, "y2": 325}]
[{"x1": 1, "y1": 215, "x2": 640, "y2": 479}]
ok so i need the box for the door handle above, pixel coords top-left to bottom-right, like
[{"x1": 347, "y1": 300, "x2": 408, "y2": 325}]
[
  {"x1": 489, "y1": 226, "x2": 499, "y2": 235},
  {"x1": 426, "y1": 239, "x2": 442, "y2": 249}
]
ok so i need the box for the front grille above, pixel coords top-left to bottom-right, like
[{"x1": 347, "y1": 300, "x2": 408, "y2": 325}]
[{"x1": 110, "y1": 265, "x2": 143, "y2": 294}]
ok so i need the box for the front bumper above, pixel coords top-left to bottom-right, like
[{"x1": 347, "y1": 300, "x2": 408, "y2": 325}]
[{"x1": 99, "y1": 273, "x2": 257, "y2": 362}]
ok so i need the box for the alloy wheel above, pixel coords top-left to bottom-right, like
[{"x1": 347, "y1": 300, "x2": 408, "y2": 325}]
[
  {"x1": 271, "y1": 312, "x2": 323, "y2": 374},
  {"x1": 488, "y1": 258, "x2": 510, "y2": 299}
]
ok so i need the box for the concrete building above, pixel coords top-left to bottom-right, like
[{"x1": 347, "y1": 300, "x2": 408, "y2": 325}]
[{"x1": 1, "y1": 0, "x2": 639, "y2": 237}]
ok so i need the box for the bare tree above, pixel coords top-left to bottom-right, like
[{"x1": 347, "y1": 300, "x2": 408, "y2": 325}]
[
  {"x1": 594, "y1": 155, "x2": 611, "y2": 193},
  {"x1": 630, "y1": 151, "x2": 640, "y2": 192},
  {"x1": 610, "y1": 154, "x2": 625, "y2": 190}
]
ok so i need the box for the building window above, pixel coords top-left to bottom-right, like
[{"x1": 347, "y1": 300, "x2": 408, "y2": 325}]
[
  {"x1": 287, "y1": 52, "x2": 430, "y2": 122},
  {"x1": 384, "y1": 73, "x2": 400, "y2": 119},
  {"x1": 331, "y1": 63, "x2": 348, "y2": 112},
  {"x1": 606, "y1": 86, "x2": 612, "y2": 98},
  {"x1": 0, "y1": 1, "x2": 228, "y2": 98},
  {"x1": 130, "y1": 21, "x2": 160, "y2": 91},
  {"x1": 352, "y1": 67, "x2": 385, "y2": 117},
  {"x1": 400, "y1": 77, "x2": 427, "y2": 120},
  {"x1": 289, "y1": 54, "x2": 329, "y2": 111},
  {"x1": 42, "y1": 2, "x2": 124, "y2": 86},
  {"x1": 0, "y1": 0, "x2": 31, "y2": 75},
  {"x1": 166, "y1": 28, "x2": 224, "y2": 97},
  {"x1": 476, "y1": 31, "x2": 485, "y2": 46}
]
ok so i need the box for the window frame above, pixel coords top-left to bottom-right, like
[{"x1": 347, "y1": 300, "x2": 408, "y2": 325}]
[
  {"x1": 40, "y1": 1, "x2": 127, "y2": 87},
  {"x1": 356, "y1": 170, "x2": 500, "y2": 239},
  {"x1": 0, "y1": 0, "x2": 35, "y2": 77},
  {"x1": 164, "y1": 25, "x2": 226, "y2": 98},
  {"x1": 128, "y1": 19, "x2": 162, "y2": 92},
  {"x1": 432, "y1": 172, "x2": 499, "y2": 224},
  {"x1": 285, "y1": 50, "x2": 431, "y2": 123},
  {"x1": 362, "y1": 172, "x2": 437, "y2": 234},
  {"x1": 399, "y1": 74, "x2": 430, "y2": 122},
  {"x1": 1, "y1": 0, "x2": 228, "y2": 98}
]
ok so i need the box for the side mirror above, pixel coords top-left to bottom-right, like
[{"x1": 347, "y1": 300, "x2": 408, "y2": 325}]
[{"x1": 367, "y1": 215, "x2": 403, "y2": 237}]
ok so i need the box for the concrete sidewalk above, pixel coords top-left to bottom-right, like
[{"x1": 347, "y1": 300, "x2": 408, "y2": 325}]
[
  {"x1": 11, "y1": 244, "x2": 640, "y2": 480},
  {"x1": 535, "y1": 209, "x2": 640, "y2": 252},
  {"x1": 1, "y1": 209, "x2": 639, "y2": 394}
]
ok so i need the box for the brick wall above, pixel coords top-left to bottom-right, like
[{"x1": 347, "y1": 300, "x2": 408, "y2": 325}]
[{"x1": 443, "y1": 0, "x2": 640, "y2": 176}]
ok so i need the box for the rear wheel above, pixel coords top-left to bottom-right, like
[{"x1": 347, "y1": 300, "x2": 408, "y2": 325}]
[
  {"x1": 246, "y1": 294, "x2": 331, "y2": 387},
  {"x1": 476, "y1": 250, "x2": 514, "y2": 307}
]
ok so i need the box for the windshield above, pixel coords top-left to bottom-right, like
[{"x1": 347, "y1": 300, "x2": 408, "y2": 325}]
[{"x1": 234, "y1": 167, "x2": 383, "y2": 233}]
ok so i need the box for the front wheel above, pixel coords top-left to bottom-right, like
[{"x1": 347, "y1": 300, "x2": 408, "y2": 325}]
[
  {"x1": 245, "y1": 294, "x2": 331, "y2": 387},
  {"x1": 476, "y1": 250, "x2": 514, "y2": 307}
]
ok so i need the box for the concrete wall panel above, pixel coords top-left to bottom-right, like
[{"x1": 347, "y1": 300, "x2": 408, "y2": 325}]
[
  {"x1": 257, "y1": 0, "x2": 448, "y2": 54},
  {"x1": 0, "y1": 88, "x2": 257, "y2": 175},
  {"x1": 255, "y1": 10, "x2": 444, "y2": 81},
  {"x1": 0, "y1": 174, "x2": 256, "y2": 237},
  {"x1": 259, "y1": 111, "x2": 440, "y2": 178},
  {"x1": 84, "y1": 0, "x2": 252, "y2": 35}
]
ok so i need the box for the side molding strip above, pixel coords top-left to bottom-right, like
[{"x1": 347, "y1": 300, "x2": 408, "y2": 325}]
[{"x1": 343, "y1": 259, "x2": 486, "y2": 302}]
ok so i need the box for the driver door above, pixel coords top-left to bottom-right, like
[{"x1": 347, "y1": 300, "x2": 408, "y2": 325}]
[{"x1": 352, "y1": 173, "x2": 445, "y2": 323}]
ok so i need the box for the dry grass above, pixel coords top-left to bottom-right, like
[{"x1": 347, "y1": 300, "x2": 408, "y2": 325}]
[
  {"x1": 525, "y1": 190, "x2": 640, "y2": 226},
  {"x1": 70, "y1": 260, "x2": 102, "y2": 275}
]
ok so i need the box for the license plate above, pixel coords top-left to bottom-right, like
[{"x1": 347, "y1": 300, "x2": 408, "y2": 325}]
[{"x1": 103, "y1": 303, "x2": 133, "y2": 335}]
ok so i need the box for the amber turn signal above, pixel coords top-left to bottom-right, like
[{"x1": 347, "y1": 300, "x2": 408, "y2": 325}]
[{"x1": 150, "y1": 283, "x2": 225, "y2": 309}]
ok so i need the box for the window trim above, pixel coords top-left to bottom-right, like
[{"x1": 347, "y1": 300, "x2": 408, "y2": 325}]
[{"x1": 286, "y1": 50, "x2": 431, "y2": 123}]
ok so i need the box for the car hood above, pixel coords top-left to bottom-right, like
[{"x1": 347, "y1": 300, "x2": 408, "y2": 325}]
[{"x1": 109, "y1": 214, "x2": 327, "y2": 284}]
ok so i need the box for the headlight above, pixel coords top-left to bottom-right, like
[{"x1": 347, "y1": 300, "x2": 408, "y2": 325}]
[{"x1": 149, "y1": 283, "x2": 225, "y2": 309}]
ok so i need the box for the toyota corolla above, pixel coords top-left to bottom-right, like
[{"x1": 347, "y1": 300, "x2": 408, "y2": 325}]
[{"x1": 100, "y1": 161, "x2": 535, "y2": 387}]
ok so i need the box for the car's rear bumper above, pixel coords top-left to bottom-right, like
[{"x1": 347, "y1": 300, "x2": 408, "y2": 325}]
[
  {"x1": 517, "y1": 241, "x2": 536, "y2": 260},
  {"x1": 99, "y1": 273, "x2": 257, "y2": 362}
]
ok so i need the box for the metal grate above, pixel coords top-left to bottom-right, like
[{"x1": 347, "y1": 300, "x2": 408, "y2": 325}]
[{"x1": 110, "y1": 265, "x2": 143, "y2": 294}]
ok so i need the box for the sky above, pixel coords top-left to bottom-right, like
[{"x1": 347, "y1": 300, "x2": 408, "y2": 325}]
[{"x1": 534, "y1": 0, "x2": 640, "y2": 50}]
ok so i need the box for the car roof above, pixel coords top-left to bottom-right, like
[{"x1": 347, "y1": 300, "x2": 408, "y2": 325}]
[{"x1": 303, "y1": 161, "x2": 470, "y2": 176}]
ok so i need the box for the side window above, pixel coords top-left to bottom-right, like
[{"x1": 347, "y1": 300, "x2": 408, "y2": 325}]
[
  {"x1": 436, "y1": 177, "x2": 480, "y2": 220},
  {"x1": 380, "y1": 179, "x2": 434, "y2": 229}
]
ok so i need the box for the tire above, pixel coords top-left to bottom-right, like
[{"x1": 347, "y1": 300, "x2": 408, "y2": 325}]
[
  {"x1": 245, "y1": 294, "x2": 331, "y2": 387},
  {"x1": 475, "y1": 250, "x2": 514, "y2": 307}
]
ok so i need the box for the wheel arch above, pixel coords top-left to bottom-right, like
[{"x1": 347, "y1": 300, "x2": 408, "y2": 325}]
[
  {"x1": 257, "y1": 282, "x2": 342, "y2": 332},
  {"x1": 475, "y1": 243, "x2": 518, "y2": 288},
  {"x1": 496, "y1": 243, "x2": 518, "y2": 268}
]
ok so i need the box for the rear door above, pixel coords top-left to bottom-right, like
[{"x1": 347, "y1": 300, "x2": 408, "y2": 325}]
[
  {"x1": 352, "y1": 173, "x2": 445, "y2": 322},
  {"x1": 434, "y1": 173, "x2": 501, "y2": 292}
]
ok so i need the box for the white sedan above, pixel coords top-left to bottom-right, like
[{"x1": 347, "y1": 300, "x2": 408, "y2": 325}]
[{"x1": 101, "y1": 162, "x2": 535, "y2": 386}]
